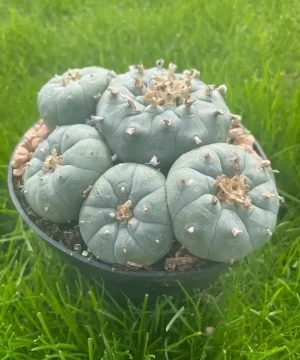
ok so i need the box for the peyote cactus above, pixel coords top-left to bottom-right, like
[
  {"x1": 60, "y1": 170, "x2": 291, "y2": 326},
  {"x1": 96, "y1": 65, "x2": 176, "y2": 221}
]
[
  {"x1": 23, "y1": 124, "x2": 112, "y2": 223},
  {"x1": 11, "y1": 58, "x2": 282, "y2": 277},
  {"x1": 79, "y1": 163, "x2": 174, "y2": 266},
  {"x1": 166, "y1": 143, "x2": 280, "y2": 262},
  {"x1": 94, "y1": 59, "x2": 235, "y2": 173},
  {"x1": 38, "y1": 67, "x2": 116, "y2": 130}
]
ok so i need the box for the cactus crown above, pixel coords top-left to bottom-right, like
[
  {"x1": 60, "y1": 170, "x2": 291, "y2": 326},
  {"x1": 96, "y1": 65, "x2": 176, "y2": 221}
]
[
  {"x1": 115, "y1": 200, "x2": 133, "y2": 224},
  {"x1": 143, "y1": 62, "x2": 199, "y2": 106},
  {"x1": 62, "y1": 70, "x2": 81, "y2": 86},
  {"x1": 42, "y1": 149, "x2": 62, "y2": 172},
  {"x1": 214, "y1": 174, "x2": 251, "y2": 208}
]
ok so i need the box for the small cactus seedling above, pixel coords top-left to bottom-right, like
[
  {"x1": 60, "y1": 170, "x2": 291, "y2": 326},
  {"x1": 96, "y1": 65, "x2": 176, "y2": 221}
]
[
  {"x1": 166, "y1": 143, "x2": 280, "y2": 262},
  {"x1": 23, "y1": 124, "x2": 113, "y2": 223},
  {"x1": 38, "y1": 67, "x2": 116, "y2": 130},
  {"x1": 94, "y1": 60, "x2": 234, "y2": 173},
  {"x1": 79, "y1": 163, "x2": 174, "y2": 267}
]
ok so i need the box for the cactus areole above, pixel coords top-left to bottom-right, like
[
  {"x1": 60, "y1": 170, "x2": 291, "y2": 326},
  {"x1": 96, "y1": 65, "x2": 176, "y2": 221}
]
[
  {"x1": 23, "y1": 124, "x2": 113, "y2": 223},
  {"x1": 166, "y1": 143, "x2": 280, "y2": 262},
  {"x1": 94, "y1": 60, "x2": 235, "y2": 173},
  {"x1": 79, "y1": 163, "x2": 174, "y2": 267},
  {"x1": 38, "y1": 67, "x2": 116, "y2": 130}
]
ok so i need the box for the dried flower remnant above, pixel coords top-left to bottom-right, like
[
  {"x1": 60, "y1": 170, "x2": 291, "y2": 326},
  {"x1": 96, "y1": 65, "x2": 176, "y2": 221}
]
[
  {"x1": 215, "y1": 175, "x2": 251, "y2": 209},
  {"x1": 143, "y1": 63, "x2": 199, "y2": 106},
  {"x1": 115, "y1": 200, "x2": 133, "y2": 224},
  {"x1": 42, "y1": 149, "x2": 62, "y2": 172},
  {"x1": 62, "y1": 70, "x2": 80, "y2": 86}
]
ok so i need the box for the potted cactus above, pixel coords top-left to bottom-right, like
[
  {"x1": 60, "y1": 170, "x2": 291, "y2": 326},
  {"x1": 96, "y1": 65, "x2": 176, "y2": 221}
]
[{"x1": 8, "y1": 61, "x2": 281, "y2": 301}]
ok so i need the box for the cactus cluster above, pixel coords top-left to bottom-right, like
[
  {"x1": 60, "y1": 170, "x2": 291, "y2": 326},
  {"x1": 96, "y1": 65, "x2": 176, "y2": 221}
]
[
  {"x1": 23, "y1": 124, "x2": 112, "y2": 223},
  {"x1": 38, "y1": 67, "x2": 116, "y2": 131},
  {"x1": 166, "y1": 143, "x2": 279, "y2": 262},
  {"x1": 14, "y1": 60, "x2": 281, "y2": 269},
  {"x1": 79, "y1": 163, "x2": 174, "y2": 266},
  {"x1": 94, "y1": 60, "x2": 233, "y2": 173}
]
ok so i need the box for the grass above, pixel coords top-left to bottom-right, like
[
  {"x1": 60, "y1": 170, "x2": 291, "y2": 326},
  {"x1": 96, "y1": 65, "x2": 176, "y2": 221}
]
[{"x1": 0, "y1": 0, "x2": 299, "y2": 358}]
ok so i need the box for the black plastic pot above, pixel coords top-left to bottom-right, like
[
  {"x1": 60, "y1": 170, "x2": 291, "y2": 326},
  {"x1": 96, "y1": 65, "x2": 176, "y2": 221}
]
[{"x1": 8, "y1": 129, "x2": 268, "y2": 302}]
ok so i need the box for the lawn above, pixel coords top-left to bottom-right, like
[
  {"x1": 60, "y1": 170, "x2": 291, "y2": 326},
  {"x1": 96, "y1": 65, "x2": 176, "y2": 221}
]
[{"x1": 0, "y1": 0, "x2": 299, "y2": 359}]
